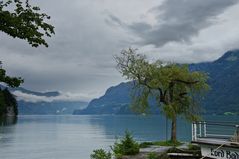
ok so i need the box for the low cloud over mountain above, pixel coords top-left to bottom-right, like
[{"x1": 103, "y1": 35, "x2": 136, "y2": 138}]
[{"x1": 13, "y1": 90, "x2": 91, "y2": 103}]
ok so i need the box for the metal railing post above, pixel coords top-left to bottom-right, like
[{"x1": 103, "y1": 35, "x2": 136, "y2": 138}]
[
  {"x1": 192, "y1": 123, "x2": 194, "y2": 141},
  {"x1": 192, "y1": 121, "x2": 239, "y2": 144},
  {"x1": 236, "y1": 125, "x2": 239, "y2": 142},
  {"x1": 194, "y1": 123, "x2": 197, "y2": 141},
  {"x1": 199, "y1": 122, "x2": 202, "y2": 137}
]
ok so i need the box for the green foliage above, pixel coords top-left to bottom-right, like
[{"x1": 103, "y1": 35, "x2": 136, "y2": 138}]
[
  {"x1": 0, "y1": 90, "x2": 6, "y2": 115},
  {"x1": 115, "y1": 48, "x2": 209, "y2": 141},
  {"x1": 111, "y1": 131, "x2": 140, "y2": 158},
  {"x1": 147, "y1": 152, "x2": 159, "y2": 159},
  {"x1": 0, "y1": 66, "x2": 23, "y2": 88},
  {"x1": 139, "y1": 142, "x2": 154, "y2": 148},
  {"x1": 0, "y1": 62, "x2": 22, "y2": 116},
  {"x1": 3, "y1": 88, "x2": 18, "y2": 115},
  {"x1": 0, "y1": 0, "x2": 55, "y2": 47},
  {"x1": 0, "y1": 88, "x2": 18, "y2": 116},
  {"x1": 187, "y1": 144, "x2": 200, "y2": 151},
  {"x1": 153, "y1": 140, "x2": 182, "y2": 147},
  {"x1": 90, "y1": 149, "x2": 112, "y2": 159},
  {"x1": 116, "y1": 48, "x2": 209, "y2": 119}
]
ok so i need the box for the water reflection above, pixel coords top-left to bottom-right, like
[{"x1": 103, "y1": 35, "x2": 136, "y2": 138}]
[
  {"x1": 0, "y1": 115, "x2": 238, "y2": 159},
  {"x1": 86, "y1": 115, "x2": 192, "y2": 142},
  {"x1": 0, "y1": 116, "x2": 17, "y2": 126},
  {"x1": 0, "y1": 116, "x2": 17, "y2": 147}
]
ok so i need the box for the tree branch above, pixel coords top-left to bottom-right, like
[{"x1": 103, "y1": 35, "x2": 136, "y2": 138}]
[{"x1": 174, "y1": 79, "x2": 199, "y2": 85}]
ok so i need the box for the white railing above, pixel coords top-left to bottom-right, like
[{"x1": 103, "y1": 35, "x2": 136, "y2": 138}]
[{"x1": 192, "y1": 121, "x2": 239, "y2": 143}]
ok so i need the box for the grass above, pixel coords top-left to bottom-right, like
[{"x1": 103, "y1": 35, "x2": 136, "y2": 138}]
[
  {"x1": 153, "y1": 140, "x2": 182, "y2": 146},
  {"x1": 187, "y1": 143, "x2": 201, "y2": 151},
  {"x1": 140, "y1": 140, "x2": 182, "y2": 148}
]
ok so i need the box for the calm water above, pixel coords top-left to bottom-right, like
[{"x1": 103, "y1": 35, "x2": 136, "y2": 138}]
[{"x1": 0, "y1": 115, "x2": 239, "y2": 159}]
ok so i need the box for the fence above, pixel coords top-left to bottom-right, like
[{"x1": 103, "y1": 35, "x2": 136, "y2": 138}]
[{"x1": 192, "y1": 121, "x2": 239, "y2": 143}]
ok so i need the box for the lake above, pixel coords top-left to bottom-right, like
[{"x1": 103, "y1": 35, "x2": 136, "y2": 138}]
[{"x1": 0, "y1": 115, "x2": 239, "y2": 159}]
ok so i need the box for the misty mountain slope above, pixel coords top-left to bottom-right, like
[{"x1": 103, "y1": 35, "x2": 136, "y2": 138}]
[
  {"x1": 19, "y1": 100, "x2": 88, "y2": 115},
  {"x1": 10, "y1": 87, "x2": 61, "y2": 97},
  {"x1": 73, "y1": 82, "x2": 133, "y2": 114},
  {"x1": 0, "y1": 85, "x2": 88, "y2": 115},
  {"x1": 75, "y1": 50, "x2": 239, "y2": 115}
]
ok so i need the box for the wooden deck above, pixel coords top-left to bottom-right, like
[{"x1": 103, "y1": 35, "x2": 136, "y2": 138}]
[
  {"x1": 191, "y1": 121, "x2": 239, "y2": 158},
  {"x1": 192, "y1": 137, "x2": 239, "y2": 149}
]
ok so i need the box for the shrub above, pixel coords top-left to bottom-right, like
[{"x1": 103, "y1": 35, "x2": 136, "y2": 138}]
[
  {"x1": 147, "y1": 152, "x2": 159, "y2": 159},
  {"x1": 90, "y1": 149, "x2": 112, "y2": 159},
  {"x1": 188, "y1": 143, "x2": 200, "y2": 151},
  {"x1": 111, "y1": 131, "x2": 140, "y2": 158}
]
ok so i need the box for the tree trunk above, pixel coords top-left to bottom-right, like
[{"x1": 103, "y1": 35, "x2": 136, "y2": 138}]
[{"x1": 171, "y1": 116, "x2": 177, "y2": 142}]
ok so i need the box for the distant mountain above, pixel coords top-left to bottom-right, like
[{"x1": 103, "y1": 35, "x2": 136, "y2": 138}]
[
  {"x1": 73, "y1": 82, "x2": 133, "y2": 115},
  {"x1": 191, "y1": 50, "x2": 239, "y2": 114},
  {"x1": 0, "y1": 85, "x2": 88, "y2": 115},
  {"x1": 74, "y1": 50, "x2": 239, "y2": 115},
  {"x1": 18, "y1": 100, "x2": 88, "y2": 115}
]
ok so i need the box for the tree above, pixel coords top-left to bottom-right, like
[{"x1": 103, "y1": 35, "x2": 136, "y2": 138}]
[
  {"x1": 0, "y1": 62, "x2": 23, "y2": 87},
  {"x1": 0, "y1": 0, "x2": 53, "y2": 116},
  {"x1": 0, "y1": 62, "x2": 23, "y2": 116},
  {"x1": 115, "y1": 48, "x2": 209, "y2": 142},
  {"x1": 0, "y1": 88, "x2": 18, "y2": 116},
  {"x1": 0, "y1": 0, "x2": 55, "y2": 47}
]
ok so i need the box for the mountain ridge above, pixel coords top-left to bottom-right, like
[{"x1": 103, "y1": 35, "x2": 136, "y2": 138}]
[{"x1": 74, "y1": 49, "x2": 239, "y2": 115}]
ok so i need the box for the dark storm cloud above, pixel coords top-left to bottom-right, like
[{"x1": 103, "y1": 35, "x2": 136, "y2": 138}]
[{"x1": 109, "y1": 0, "x2": 239, "y2": 47}]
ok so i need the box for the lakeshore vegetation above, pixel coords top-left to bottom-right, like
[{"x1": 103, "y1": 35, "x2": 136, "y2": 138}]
[
  {"x1": 0, "y1": 0, "x2": 54, "y2": 116},
  {"x1": 0, "y1": 62, "x2": 23, "y2": 116},
  {"x1": 115, "y1": 48, "x2": 209, "y2": 142},
  {"x1": 0, "y1": 0, "x2": 55, "y2": 47}
]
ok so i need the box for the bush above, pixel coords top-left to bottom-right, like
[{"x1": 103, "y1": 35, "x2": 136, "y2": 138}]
[
  {"x1": 111, "y1": 131, "x2": 140, "y2": 158},
  {"x1": 147, "y1": 152, "x2": 159, "y2": 159},
  {"x1": 90, "y1": 149, "x2": 112, "y2": 159},
  {"x1": 188, "y1": 143, "x2": 200, "y2": 151}
]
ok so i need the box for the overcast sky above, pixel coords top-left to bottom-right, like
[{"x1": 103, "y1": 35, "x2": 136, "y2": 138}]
[{"x1": 1, "y1": 0, "x2": 239, "y2": 101}]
